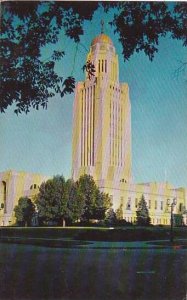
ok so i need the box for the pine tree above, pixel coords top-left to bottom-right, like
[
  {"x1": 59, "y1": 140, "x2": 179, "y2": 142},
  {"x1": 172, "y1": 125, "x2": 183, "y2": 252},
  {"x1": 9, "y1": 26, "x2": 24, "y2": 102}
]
[
  {"x1": 105, "y1": 208, "x2": 117, "y2": 226},
  {"x1": 77, "y1": 174, "x2": 112, "y2": 222},
  {"x1": 136, "y1": 195, "x2": 151, "y2": 226},
  {"x1": 115, "y1": 204, "x2": 123, "y2": 221},
  {"x1": 14, "y1": 197, "x2": 35, "y2": 226}
]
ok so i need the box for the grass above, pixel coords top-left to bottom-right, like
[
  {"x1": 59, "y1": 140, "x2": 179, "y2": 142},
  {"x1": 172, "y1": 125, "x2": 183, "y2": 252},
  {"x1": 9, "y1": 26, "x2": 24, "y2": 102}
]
[
  {"x1": 0, "y1": 226, "x2": 186, "y2": 243},
  {"x1": 0, "y1": 227, "x2": 186, "y2": 299},
  {"x1": 0, "y1": 242, "x2": 186, "y2": 300}
]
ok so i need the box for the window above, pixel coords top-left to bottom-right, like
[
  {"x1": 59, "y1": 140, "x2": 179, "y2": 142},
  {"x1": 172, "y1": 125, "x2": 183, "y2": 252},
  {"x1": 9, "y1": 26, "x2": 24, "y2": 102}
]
[
  {"x1": 127, "y1": 198, "x2": 131, "y2": 210},
  {"x1": 161, "y1": 201, "x2": 163, "y2": 210},
  {"x1": 149, "y1": 200, "x2": 151, "y2": 209},
  {"x1": 31, "y1": 184, "x2": 38, "y2": 190},
  {"x1": 135, "y1": 198, "x2": 138, "y2": 208},
  {"x1": 1, "y1": 181, "x2": 6, "y2": 213},
  {"x1": 179, "y1": 203, "x2": 183, "y2": 212},
  {"x1": 98, "y1": 60, "x2": 100, "y2": 73},
  {"x1": 155, "y1": 200, "x2": 157, "y2": 210}
]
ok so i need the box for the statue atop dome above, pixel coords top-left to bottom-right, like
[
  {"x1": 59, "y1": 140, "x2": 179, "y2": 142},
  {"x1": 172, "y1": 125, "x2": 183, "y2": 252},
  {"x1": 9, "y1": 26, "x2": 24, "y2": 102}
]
[
  {"x1": 101, "y1": 20, "x2": 104, "y2": 34},
  {"x1": 91, "y1": 20, "x2": 113, "y2": 46}
]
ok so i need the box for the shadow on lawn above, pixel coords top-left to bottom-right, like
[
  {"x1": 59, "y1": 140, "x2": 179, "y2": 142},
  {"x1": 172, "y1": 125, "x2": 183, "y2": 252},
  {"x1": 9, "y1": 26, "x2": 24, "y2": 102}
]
[
  {"x1": 0, "y1": 237, "x2": 92, "y2": 248},
  {"x1": 1, "y1": 236, "x2": 187, "y2": 250}
]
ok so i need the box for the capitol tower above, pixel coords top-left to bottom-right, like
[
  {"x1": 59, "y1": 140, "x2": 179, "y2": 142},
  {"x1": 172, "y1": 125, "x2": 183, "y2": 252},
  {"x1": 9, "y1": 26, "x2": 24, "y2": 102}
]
[{"x1": 72, "y1": 29, "x2": 132, "y2": 205}]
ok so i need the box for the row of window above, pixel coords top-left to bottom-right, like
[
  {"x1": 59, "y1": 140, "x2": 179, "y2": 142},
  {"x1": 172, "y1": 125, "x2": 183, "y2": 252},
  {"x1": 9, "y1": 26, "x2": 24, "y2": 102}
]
[
  {"x1": 92, "y1": 45, "x2": 114, "y2": 53},
  {"x1": 98, "y1": 59, "x2": 107, "y2": 73},
  {"x1": 111, "y1": 196, "x2": 183, "y2": 212},
  {"x1": 30, "y1": 184, "x2": 38, "y2": 190},
  {"x1": 80, "y1": 86, "x2": 96, "y2": 167},
  {"x1": 110, "y1": 100, "x2": 124, "y2": 166},
  {"x1": 97, "y1": 60, "x2": 117, "y2": 80},
  {"x1": 124, "y1": 216, "x2": 170, "y2": 225},
  {"x1": 109, "y1": 85, "x2": 122, "y2": 93},
  {"x1": 134, "y1": 198, "x2": 164, "y2": 210}
]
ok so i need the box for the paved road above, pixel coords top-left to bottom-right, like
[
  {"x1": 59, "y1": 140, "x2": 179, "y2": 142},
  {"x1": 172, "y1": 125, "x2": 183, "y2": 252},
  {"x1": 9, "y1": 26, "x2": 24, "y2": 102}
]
[{"x1": 0, "y1": 242, "x2": 186, "y2": 300}]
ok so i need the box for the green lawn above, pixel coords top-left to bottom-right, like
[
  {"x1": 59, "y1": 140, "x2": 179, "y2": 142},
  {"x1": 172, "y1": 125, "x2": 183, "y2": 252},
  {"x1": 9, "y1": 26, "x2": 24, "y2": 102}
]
[{"x1": 0, "y1": 242, "x2": 186, "y2": 300}]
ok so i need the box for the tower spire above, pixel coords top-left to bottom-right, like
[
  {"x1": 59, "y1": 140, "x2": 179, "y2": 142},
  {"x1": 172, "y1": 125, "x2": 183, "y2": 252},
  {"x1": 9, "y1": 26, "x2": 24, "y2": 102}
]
[{"x1": 101, "y1": 20, "x2": 104, "y2": 34}]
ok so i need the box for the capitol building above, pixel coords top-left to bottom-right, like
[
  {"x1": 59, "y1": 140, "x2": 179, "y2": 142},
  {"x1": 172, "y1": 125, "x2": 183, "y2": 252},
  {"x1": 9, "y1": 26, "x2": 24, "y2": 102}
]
[
  {"x1": 0, "y1": 32, "x2": 187, "y2": 226},
  {"x1": 72, "y1": 31, "x2": 187, "y2": 226}
]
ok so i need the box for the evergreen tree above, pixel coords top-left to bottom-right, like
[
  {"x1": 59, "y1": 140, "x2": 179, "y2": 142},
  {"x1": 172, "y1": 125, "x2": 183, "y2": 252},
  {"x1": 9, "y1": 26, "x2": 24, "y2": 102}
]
[
  {"x1": 115, "y1": 204, "x2": 123, "y2": 221},
  {"x1": 136, "y1": 195, "x2": 151, "y2": 226},
  {"x1": 94, "y1": 190, "x2": 112, "y2": 220},
  {"x1": 105, "y1": 208, "x2": 117, "y2": 226},
  {"x1": 77, "y1": 174, "x2": 112, "y2": 221},
  {"x1": 77, "y1": 174, "x2": 97, "y2": 221},
  {"x1": 14, "y1": 197, "x2": 35, "y2": 226}
]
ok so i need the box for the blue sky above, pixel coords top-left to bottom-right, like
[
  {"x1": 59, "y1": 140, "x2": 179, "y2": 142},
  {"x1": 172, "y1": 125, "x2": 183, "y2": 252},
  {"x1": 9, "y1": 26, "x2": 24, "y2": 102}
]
[{"x1": 0, "y1": 6, "x2": 186, "y2": 187}]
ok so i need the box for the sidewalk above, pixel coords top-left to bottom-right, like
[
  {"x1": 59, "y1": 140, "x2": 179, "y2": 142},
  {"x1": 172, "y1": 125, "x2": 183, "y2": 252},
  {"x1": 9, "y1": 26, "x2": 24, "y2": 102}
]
[
  {"x1": 0, "y1": 236, "x2": 187, "y2": 250},
  {"x1": 82, "y1": 239, "x2": 187, "y2": 250}
]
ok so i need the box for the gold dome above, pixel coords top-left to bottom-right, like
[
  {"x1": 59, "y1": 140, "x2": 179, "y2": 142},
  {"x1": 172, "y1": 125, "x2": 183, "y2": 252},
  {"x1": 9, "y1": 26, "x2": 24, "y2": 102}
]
[{"x1": 91, "y1": 34, "x2": 113, "y2": 46}]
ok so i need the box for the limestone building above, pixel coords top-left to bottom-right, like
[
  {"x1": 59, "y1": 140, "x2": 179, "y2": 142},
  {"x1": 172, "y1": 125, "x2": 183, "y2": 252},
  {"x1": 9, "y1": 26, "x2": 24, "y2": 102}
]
[
  {"x1": 72, "y1": 32, "x2": 187, "y2": 225},
  {"x1": 0, "y1": 34, "x2": 186, "y2": 227},
  {"x1": 0, "y1": 170, "x2": 49, "y2": 226},
  {"x1": 72, "y1": 33, "x2": 132, "y2": 186}
]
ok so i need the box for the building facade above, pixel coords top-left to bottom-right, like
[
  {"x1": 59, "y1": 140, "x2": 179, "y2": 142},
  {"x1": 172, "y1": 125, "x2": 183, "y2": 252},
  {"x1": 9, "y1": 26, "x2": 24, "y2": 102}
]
[
  {"x1": 72, "y1": 32, "x2": 187, "y2": 225},
  {"x1": 99, "y1": 180, "x2": 187, "y2": 225},
  {"x1": 0, "y1": 170, "x2": 49, "y2": 226},
  {"x1": 72, "y1": 33, "x2": 132, "y2": 188},
  {"x1": 1, "y1": 34, "x2": 186, "y2": 227}
]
